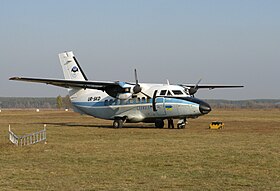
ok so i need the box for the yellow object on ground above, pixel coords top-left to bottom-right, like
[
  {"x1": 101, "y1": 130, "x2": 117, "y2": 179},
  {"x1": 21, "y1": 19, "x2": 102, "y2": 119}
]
[{"x1": 209, "y1": 121, "x2": 224, "y2": 129}]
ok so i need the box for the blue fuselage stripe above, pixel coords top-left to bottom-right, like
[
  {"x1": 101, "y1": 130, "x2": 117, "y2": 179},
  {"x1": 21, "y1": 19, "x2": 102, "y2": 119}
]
[{"x1": 72, "y1": 97, "x2": 198, "y2": 107}]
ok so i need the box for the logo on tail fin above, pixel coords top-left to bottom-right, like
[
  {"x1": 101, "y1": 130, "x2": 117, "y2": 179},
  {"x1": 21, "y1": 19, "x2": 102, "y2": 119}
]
[
  {"x1": 71, "y1": 66, "x2": 79, "y2": 78},
  {"x1": 71, "y1": 66, "x2": 79, "y2": 73}
]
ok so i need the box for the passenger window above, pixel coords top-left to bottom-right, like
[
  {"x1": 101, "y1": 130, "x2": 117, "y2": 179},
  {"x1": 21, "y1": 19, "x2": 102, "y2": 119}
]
[
  {"x1": 133, "y1": 98, "x2": 137, "y2": 104},
  {"x1": 109, "y1": 99, "x2": 114, "y2": 105},
  {"x1": 137, "y1": 98, "x2": 141, "y2": 103},
  {"x1": 160, "y1": 90, "x2": 167, "y2": 96},
  {"x1": 167, "y1": 91, "x2": 172, "y2": 96},
  {"x1": 116, "y1": 99, "x2": 120, "y2": 105},
  {"x1": 104, "y1": 100, "x2": 109, "y2": 106},
  {"x1": 141, "y1": 97, "x2": 146, "y2": 103}
]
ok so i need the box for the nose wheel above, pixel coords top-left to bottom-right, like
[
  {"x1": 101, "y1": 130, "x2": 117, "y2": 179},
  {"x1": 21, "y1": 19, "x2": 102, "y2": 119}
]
[
  {"x1": 177, "y1": 118, "x2": 187, "y2": 129},
  {"x1": 177, "y1": 123, "x2": 185, "y2": 129}
]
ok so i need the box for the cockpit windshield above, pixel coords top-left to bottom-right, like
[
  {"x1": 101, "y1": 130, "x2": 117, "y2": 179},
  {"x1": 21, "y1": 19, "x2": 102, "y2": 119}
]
[
  {"x1": 160, "y1": 90, "x2": 167, "y2": 96},
  {"x1": 172, "y1": 90, "x2": 184, "y2": 95},
  {"x1": 158, "y1": 89, "x2": 186, "y2": 96}
]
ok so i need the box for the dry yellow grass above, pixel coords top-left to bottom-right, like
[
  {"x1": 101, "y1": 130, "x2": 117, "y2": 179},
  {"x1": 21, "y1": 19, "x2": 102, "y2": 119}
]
[{"x1": 0, "y1": 109, "x2": 279, "y2": 190}]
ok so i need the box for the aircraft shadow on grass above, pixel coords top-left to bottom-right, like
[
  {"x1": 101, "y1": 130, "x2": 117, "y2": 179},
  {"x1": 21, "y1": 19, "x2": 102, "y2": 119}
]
[{"x1": 34, "y1": 122, "x2": 160, "y2": 129}]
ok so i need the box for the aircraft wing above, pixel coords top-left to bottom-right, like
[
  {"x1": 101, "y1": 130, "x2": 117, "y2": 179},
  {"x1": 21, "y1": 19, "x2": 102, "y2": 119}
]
[
  {"x1": 9, "y1": 77, "x2": 120, "y2": 90},
  {"x1": 180, "y1": 84, "x2": 244, "y2": 90}
]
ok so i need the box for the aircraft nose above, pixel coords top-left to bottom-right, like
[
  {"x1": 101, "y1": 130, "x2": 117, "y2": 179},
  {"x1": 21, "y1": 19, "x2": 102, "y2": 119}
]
[{"x1": 199, "y1": 102, "x2": 211, "y2": 114}]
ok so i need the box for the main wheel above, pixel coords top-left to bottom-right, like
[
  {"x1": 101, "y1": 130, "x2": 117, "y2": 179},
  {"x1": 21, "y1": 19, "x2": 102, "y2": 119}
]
[
  {"x1": 113, "y1": 119, "x2": 123, "y2": 128},
  {"x1": 155, "y1": 119, "x2": 164, "y2": 128}
]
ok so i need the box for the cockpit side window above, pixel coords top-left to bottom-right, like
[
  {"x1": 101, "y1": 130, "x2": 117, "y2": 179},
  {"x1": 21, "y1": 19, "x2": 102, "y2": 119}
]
[
  {"x1": 160, "y1": 90, "x2": 167, "y2": 96},
  {"x1": 184, "y1": 89, "x2": 190, "y2": 95},
  {"x1": 172, "y1": 90, "x2": 184, "y2": 95}
]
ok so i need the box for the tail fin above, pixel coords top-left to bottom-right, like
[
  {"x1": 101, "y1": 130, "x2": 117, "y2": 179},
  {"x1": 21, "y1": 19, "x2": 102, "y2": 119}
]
[{"x1": 59, "y1": 51, "x2": 88, "y2": 81}]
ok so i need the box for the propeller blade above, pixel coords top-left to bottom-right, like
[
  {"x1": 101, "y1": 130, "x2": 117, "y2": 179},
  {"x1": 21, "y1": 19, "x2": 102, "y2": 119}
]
[
  {"x1": 189, "y1": 78, "x2": 202, "y2": 96},
  {"x1": 134, "y1": 69, "x2": 139, "y2": 84},
  {"x1": 195, "y1": 79, "x2": 202, "y2": 89},
  {"x1": 133, "y1": 69, "x2": 142, "y2": 94}
]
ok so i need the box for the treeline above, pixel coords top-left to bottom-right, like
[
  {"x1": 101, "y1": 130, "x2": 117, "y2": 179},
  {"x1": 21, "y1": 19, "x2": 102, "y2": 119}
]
[
  {"x1": 0, "y1": 97, "x2": 279, "y2": 109},
  {"x1": 206, "y1": 99, "x2": 280, "y2": 109},
  {"x1": 0, "y1": 96, "x2": 72, "y2": 109}
]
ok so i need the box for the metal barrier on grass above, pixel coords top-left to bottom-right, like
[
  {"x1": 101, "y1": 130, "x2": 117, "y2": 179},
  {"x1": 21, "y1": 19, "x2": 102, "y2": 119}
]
[{"x1": 8, "y1": 124, "x2": 47, "y2": 146}]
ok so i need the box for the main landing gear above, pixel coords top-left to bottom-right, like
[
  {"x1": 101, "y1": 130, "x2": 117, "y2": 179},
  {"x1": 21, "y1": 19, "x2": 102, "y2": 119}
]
[
  {"x1": 155, "y1": 119, "x2": 164, "y2": 128},
  {"x1": 113, "y1": 118, "x2": 126, "y2": 128},
  {"x1": 113, "y1": 117, "x2": 188, "y2": 129}
]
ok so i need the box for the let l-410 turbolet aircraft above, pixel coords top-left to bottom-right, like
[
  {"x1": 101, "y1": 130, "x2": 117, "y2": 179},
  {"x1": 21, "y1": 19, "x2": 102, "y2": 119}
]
[{"x1": 10, "y1": 51, "x2": 243, "y2": 128}]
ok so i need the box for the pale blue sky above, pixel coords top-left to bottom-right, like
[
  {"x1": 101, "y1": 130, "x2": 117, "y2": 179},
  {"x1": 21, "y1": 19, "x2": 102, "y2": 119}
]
[{"x1": 1, "y1": 0, "x2": 279, "y2": 99}]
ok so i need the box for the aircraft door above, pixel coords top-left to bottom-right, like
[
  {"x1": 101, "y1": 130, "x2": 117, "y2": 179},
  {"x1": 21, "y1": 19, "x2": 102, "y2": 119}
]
[{"x1": 155, "y1": 97, "x2": 166, "y2": 116}]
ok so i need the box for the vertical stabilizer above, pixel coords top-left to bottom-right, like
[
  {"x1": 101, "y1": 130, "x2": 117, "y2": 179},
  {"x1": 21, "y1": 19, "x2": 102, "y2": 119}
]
[{"x1": 59, "y1": 51, "x2": 88, "y2": 81}]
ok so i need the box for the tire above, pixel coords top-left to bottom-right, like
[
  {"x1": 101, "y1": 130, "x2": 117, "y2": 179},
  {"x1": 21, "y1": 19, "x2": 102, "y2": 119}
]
[
  {"x1": 177, "y1": 124, "x2": 185, "y2": 129},
  {"x1": 113, "y1": 120, "x2": 123, "y2": 128},
  {"x1": 155, "y1": 119, "x2": 164, "y2": 128}
]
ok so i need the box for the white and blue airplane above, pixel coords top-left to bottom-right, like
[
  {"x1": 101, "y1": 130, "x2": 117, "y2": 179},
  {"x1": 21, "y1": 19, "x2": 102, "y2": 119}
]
[{"x1": 10, "y1": 51, "x2": 243, "y2": 128}]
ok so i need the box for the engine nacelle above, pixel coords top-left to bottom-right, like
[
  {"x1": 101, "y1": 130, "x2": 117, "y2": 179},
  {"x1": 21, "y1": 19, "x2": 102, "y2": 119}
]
[{"x1": 116, "y1": 93, "x2": 132, "y2": 100}]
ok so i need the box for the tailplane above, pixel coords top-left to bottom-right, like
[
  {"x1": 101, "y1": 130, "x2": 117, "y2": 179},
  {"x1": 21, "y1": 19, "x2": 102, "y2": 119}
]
[{"x1": 59, "y1": 51, "x2": 88, "y2": 81}]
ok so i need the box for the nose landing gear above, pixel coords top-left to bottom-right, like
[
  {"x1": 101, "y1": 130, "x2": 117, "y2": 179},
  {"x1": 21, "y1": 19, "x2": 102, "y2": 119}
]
[
  {"x1": 177, "y1": 118, "x2": 187, "y2": 129},
  {"x1": 155, "y1": 118, "x2": 187, "y2": 129}
]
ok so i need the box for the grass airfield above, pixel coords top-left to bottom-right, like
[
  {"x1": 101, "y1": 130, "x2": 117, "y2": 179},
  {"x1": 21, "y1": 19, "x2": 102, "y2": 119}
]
[{"x1": 0, "y1": 109, "x2": 279, "y2": 191}]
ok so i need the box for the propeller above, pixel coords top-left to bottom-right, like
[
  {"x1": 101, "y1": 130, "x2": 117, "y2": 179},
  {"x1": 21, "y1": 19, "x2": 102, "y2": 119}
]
[
  {"x1": 107, "y1": 69, "x2": 147, "y2": 99},
  {"x1": 132, "y1": 69, "x2": 142, "y2": 94},
  {"x1": 189, "y1": 79, "x2": 202, "y2": 96}
]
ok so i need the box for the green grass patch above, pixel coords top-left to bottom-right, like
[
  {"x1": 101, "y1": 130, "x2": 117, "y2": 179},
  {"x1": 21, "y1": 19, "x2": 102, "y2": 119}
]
[{"x1": 0, "y1": 109, "x2": 280, "y2": 190}]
